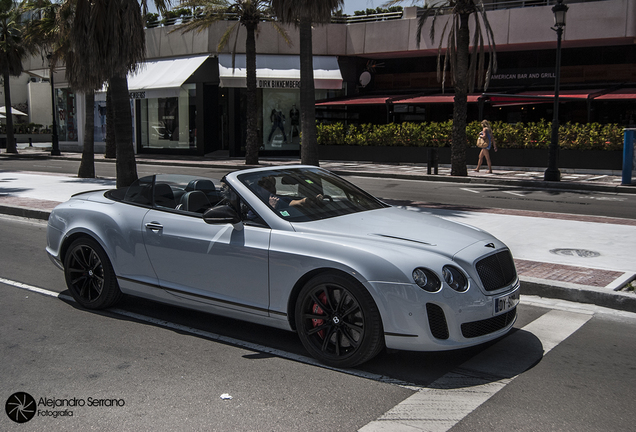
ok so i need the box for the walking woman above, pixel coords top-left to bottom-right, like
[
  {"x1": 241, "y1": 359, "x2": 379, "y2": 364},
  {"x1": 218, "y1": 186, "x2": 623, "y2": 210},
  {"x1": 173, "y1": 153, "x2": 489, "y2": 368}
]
[{"x1": 474, "y1": 120, "x2": 497, "y2": 173}]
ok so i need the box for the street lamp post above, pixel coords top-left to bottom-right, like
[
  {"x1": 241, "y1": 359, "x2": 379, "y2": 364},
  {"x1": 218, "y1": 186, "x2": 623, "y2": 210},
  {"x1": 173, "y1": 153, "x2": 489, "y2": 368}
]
[
  {"x1": 544, "y1": 0, "x2": 568, "y2": 181},
  {"x1": 47, "y1": 54, "x2": 60, "y2": 156}
]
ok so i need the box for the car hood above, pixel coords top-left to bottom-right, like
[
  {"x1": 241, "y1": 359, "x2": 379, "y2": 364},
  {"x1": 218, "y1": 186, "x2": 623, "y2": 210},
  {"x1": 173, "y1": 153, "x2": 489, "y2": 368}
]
[{"x1": 290, "y1": 206, "x2": 494, "y2": 257}]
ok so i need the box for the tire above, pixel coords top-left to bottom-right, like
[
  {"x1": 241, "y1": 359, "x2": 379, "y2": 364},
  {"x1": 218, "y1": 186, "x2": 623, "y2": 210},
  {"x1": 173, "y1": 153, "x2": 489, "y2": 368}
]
[
  {"x1": 295, "y1": 272, "x2": 384, "y2": 368},
  {"x1": 64, "y1": 237, "x2": 123, "y2": 309}
]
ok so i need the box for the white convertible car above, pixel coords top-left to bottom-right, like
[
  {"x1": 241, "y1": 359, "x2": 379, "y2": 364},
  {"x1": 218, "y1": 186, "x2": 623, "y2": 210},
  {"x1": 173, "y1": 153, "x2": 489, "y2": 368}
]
[{"x1": 46, "y1": 166, "x2": 519, "y2": 367}]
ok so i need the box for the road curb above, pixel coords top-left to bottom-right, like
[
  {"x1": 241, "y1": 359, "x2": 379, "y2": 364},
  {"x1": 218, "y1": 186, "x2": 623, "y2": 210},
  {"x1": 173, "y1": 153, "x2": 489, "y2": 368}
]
[
  {"x1": 520, "y1": 277, "x2": 636, "y2": 314},
  {"x1": 0, "y1": 204, "x2": 51, "y2": 221}
]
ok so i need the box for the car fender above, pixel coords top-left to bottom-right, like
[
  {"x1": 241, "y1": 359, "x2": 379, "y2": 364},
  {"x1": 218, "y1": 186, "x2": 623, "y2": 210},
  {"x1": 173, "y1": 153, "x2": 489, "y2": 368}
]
[{"x1": 47, "y1": 197, "x2": 158, "y2": 286}]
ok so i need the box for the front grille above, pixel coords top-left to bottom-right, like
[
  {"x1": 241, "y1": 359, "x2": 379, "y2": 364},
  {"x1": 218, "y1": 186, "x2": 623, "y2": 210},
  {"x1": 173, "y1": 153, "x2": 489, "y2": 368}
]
[
  {"x1": 461, "y1": 307, "x2": 517, "y2": 339},
  {"x1": 426, "y1": 303, "x2": 449, "y2": 340},
  {"x1": 476, "y1": 250, "x2": 517, "y2": 291}
]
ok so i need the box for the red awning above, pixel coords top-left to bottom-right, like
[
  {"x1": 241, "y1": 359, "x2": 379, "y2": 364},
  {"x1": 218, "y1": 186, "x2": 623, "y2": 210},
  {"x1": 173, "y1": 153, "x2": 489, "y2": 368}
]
[
  {"x1": 316, "y1": 93, "x2": 482, "y2": 106},
  {"x1": 595, "y1": 89, "x2": 636, "y2": 100},
  {"x1": 488, "y1": 89, "x2": 604, "y2": 106},
  {"x1": 396, "y1": 94, "x2": 482, "y2": 104},
  {"x1": 316, "y1": 95, "x2": 393, "y2": 106}
]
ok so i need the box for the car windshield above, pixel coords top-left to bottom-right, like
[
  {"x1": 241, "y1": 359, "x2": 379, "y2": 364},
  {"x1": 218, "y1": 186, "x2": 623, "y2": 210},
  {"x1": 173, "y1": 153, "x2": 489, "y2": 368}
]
[{"x1": 238, "y1": 167, "x2": 387, "y2": 222}]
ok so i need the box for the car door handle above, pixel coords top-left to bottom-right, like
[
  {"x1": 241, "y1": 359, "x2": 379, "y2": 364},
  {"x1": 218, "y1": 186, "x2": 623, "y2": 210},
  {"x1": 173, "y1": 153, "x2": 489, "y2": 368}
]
[{"x1": 145, "y1": 222, "x2": 163, "y2": 232}]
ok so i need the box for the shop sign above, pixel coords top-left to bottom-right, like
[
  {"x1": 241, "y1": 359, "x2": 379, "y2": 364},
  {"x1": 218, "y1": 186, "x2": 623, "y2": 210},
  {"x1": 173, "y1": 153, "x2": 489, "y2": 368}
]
[
  {"x1": 129, "y1": 91, "x2": 146, "y2": 99},
  {"x1": 490, "y1": 68, "x2": 556, "y2": 86},
  {"x1": 258, "y1": 79, "x2": 301, "y2": 89}
]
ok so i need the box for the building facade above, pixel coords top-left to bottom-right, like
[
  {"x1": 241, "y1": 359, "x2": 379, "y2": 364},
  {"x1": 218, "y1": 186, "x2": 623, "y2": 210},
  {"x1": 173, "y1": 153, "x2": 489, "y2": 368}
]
[{"x1": 20, "y1": 0, "x2": 636, "y2": 156}]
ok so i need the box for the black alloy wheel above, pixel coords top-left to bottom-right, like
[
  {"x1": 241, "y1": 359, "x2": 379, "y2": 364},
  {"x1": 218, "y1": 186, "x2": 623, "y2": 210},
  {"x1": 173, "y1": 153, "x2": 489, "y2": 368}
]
[
  {"x1": 64, "y1": 237, "x2": 122, "y2": 309},
  {"x1": 295, "y1": 273, "x2": 384, "y2": 368}
]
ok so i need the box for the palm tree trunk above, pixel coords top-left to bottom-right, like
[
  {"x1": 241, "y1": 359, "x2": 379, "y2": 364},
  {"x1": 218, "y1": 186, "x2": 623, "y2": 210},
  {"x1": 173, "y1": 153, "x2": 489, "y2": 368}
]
[
  {"x1": 3, "y1": 72, "x2": 17, "y2": 154},
  {"x1": 299, "y1": 14, "x2": 319, "y2": 166},
  {"x1": 109, "y1": 74, "x2": 138, "y2": 188},
  {"x1": 78, "y1": 91, "x2": 95, "y2": 178},
  {"x1": 245, "y1": 25, "x2": 259, "y2": 165},
  {"x1": 104, "y1": 84, "x2": 116, "y2": 158},
  {"x1": 451, "y1": 12, "x2": 470, "y2": 177}
]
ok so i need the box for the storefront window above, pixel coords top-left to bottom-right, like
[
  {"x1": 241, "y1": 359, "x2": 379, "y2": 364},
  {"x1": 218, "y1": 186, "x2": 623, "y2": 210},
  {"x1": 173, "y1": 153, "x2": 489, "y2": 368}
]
[
  {"x1": 139, "y1": 85, "x2": 196, "y2": 150},
  {"x1": 55, "y1": 89, "x2": 78, "y2": 141},
  {"x1": 262, "y1": 89, "x2": 300, "y2": 151},
  {"x1": 94, "y1": 100, "x2": 107, "y2": 142}
]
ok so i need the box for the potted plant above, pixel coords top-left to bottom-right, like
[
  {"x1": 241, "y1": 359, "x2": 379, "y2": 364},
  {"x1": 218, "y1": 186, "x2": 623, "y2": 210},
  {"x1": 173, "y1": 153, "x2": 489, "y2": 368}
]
[{"x1": 145, "y1": 12, "x2": 159, "y2": 28}]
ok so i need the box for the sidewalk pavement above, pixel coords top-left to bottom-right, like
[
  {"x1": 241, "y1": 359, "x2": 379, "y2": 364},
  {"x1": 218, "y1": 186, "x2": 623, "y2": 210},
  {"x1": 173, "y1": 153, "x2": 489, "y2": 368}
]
[{"x1": 2, "y1": 144, "x2": 636, "y2": 313}]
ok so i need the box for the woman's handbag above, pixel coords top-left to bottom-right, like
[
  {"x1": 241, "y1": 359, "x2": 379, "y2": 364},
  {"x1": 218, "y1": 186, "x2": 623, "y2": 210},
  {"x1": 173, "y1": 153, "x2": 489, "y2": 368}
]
[{"x1": 476, "y1": 136, "x2": 488, "y2": 149}]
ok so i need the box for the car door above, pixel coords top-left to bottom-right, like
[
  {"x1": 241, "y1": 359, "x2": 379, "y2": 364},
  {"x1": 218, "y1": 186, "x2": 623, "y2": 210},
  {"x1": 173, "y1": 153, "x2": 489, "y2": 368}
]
[{"x1": 141, "y1": 209, "x2": 271, "y2": 316}]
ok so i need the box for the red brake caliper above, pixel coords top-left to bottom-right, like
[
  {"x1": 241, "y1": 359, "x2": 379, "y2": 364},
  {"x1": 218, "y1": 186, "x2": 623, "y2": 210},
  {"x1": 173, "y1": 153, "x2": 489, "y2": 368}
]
[{"x1": 311, "y1": 292, "x2": 328, "y2": 339}]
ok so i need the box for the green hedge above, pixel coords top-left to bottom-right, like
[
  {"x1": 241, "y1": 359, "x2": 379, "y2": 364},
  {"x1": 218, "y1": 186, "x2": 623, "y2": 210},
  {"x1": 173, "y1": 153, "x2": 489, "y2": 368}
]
[{"x1": 317, "y1": 120, "x2": 625, "y2": 151}]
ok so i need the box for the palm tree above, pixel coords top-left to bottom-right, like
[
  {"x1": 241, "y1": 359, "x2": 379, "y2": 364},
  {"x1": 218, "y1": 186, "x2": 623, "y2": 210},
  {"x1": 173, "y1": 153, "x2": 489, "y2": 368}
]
[
  {"x1": 387, "y1": 0, "x2": 496, "y2": 176},
  {"x1": 0, "y1": 0, "x2": 32, "y2": 154},
  {"x1": 62, "y1": 0, "x2": 143, "y2": 186},
  {"x1": 24, "y1": 0, "x2": 100, "y2": 176},
  {"x1": 174, "y1": 0, "x2": 288, "y2": 165},
  {"x1": 271, "y1": 0, "x2": 343, "y2": 167}
]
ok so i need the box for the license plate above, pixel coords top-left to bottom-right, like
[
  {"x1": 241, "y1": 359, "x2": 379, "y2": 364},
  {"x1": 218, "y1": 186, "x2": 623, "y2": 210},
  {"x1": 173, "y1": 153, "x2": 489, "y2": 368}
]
[{"x1": 494, "y1": 290, "x2": 520, "y2": 315}]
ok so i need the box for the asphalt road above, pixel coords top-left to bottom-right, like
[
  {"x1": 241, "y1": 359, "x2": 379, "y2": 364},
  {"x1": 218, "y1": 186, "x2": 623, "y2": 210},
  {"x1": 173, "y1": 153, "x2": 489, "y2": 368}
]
[
  {"x1": 2, "y1": 212, "x2": 636, "y2": 430},
  {"x1": 2, "y1": 157, "x2": 635, "y2": 219}
]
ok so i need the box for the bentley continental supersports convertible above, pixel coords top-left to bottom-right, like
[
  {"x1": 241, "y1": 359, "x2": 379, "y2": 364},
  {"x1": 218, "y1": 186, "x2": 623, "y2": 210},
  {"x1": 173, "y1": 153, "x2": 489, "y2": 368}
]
[{"x1": 46, "y1": 166, "x2": 519, "y2": 367}]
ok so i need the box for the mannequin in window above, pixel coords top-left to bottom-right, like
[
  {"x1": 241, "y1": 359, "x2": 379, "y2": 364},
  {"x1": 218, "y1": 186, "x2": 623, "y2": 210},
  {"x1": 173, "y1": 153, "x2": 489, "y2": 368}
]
[
  {"x1": 289, "y1": 104, "x2": 300, "y2": 138},
  {"x1": 268, "y1": 104, "x2": 287, "y2": 143}
]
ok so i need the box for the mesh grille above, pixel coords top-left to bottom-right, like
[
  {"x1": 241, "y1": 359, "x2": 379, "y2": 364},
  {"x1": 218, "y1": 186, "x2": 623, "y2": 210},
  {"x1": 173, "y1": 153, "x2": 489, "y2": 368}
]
[
  {"x1": 426, "y1": 303, "x2": 449, "y2": 340},
  {"x1": 476, "y1": 250, "x2": 517, "y2": 291},
  {"x1": 461, "y1": 308, "x2": 517, "y2": 339}
]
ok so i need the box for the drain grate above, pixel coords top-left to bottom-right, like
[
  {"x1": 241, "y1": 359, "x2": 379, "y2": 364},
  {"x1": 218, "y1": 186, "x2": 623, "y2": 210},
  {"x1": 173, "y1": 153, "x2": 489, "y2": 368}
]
[{"x1": 550, "y1": 248, "x2": 601, "y2": 258}]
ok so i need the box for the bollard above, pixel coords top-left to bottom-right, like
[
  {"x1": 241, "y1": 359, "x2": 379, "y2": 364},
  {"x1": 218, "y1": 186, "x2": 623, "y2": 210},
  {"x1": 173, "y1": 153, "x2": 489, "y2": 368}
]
[
  {"x1": 427, "y1": 148, "x2": 438, "y2": 175},
  {"x1": 622, "y1": 128, "x2": 636, "y2": 185}
]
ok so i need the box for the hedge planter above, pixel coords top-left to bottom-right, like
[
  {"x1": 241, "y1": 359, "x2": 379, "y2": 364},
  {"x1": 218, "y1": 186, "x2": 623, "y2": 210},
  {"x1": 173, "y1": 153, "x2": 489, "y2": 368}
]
[{"x1": 319, "y1": 145, "x2": 623, "y2": 171}]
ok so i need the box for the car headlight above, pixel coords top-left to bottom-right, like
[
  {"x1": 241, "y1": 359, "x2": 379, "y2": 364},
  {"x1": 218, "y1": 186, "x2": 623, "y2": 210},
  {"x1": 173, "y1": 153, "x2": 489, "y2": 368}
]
[
  {"x1": 412, "y1": 268, "x2": 441, "y2": 293},
  {"x1": 443, "y1": 266, "x2": 468, "y2": 292}
]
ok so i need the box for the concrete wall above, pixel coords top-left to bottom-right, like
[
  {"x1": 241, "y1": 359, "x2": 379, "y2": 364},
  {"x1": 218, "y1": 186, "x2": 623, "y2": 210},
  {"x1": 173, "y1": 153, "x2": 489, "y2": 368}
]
[
  {"x1": 27, "y1": 81, "x2": 52, "y2": 127},
  {"x1": 140, "y1": 0, "x2": 636, "y2": 60}
]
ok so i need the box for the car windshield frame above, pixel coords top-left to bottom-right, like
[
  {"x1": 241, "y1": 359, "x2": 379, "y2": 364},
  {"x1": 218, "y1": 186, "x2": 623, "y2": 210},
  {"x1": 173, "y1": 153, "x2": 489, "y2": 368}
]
[{"x1": 237, "y1": 167, "x2": 388, "y2": 222}]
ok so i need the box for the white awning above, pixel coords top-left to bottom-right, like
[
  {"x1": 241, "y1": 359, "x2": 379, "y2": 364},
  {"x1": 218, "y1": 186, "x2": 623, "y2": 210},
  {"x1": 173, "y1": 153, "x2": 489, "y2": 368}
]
[
  {"x1": 0, "y1": 106, "x2": 27, "y2": 116},
  {"x1": 219, "y1": 54, "x2": 342, "y2": 90},
  {"x1": 96, "y1": 55, "x2": 210, "y2": 100}
]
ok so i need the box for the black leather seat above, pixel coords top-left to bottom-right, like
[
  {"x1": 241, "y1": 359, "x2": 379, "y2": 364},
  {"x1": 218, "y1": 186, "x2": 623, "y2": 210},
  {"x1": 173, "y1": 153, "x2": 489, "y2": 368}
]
[
  {"x1": 179, "y1": 190, "x2": 211, "y2": 213},
  {"x1": 154, "y1": 183, "x2": 176, "y2": 208}
]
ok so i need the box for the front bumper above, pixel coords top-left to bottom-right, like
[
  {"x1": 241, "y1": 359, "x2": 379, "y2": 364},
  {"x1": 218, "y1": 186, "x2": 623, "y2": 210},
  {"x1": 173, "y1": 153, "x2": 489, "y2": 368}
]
[{"x1": 371, "y1": 279, "x2": 520, "y2": 352}]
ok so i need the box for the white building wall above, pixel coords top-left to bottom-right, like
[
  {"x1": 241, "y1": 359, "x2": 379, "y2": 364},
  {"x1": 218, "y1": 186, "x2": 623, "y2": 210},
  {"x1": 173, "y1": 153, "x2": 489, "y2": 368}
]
[{"x1": 27, "y1": 81, "x2": 52, "y2": 127}]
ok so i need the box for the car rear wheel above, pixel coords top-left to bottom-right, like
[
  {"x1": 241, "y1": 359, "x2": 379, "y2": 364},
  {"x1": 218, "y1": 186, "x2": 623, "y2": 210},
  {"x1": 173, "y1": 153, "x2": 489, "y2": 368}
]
[
  {"x1": 64, "y1": 237, "x2": 122, "y2": 309},
  {"x1": 295, "y1": 273, "x2": 384, "y2": 368}
]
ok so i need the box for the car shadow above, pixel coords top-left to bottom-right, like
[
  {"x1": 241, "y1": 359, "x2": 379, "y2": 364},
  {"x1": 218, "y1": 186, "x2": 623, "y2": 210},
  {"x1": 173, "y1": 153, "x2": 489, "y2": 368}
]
[{"x1": 59, "y1": 291, "x2": 545, "y2": 390}]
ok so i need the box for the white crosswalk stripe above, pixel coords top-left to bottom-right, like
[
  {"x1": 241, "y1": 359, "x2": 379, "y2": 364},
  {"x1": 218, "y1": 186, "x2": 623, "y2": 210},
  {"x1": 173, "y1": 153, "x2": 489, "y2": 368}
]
[{"x1": 359, "y1": 310, "x2": 592, "y2": 432}]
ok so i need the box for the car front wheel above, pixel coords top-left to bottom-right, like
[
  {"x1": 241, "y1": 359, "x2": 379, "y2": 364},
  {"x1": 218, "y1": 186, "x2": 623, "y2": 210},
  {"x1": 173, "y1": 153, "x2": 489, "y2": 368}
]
[
  {"x1": 295, "y1": 272, "x2": 384, "y2": 368},
  {"x1": 64, "y1": 237, "x2": 122, "y2": 309}
]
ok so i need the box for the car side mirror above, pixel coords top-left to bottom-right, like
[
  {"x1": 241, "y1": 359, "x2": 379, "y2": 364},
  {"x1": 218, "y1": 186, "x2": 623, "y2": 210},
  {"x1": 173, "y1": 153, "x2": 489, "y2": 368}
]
[{"x1": 203, "y1": 205, "x2": 241, "y2": 225}]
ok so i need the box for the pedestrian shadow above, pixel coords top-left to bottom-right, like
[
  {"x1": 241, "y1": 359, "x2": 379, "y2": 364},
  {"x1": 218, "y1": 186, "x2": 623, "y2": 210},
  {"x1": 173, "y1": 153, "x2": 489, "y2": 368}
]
[{"x1": 0, "y1": 186, "x2": 32, "y2": 195}]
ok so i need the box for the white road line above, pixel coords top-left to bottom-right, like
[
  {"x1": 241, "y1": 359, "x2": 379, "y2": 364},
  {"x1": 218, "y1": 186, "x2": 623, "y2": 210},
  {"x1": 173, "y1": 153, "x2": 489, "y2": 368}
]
[
  {"x1": 460, "y1": 188, "x2": 481, "y2": 194},
  {"x1": 0, "y1": 276, "x2": 420, "y2": 390},
  {"x1": 586, "y1": 175, "x2": 608, "y2": 181},
  {"x1": 502, "y1": 190, "x2": 526, "y2": 197},
  {"x1": 359, "y1": 309, "x2": 592, "y2": 432}
]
